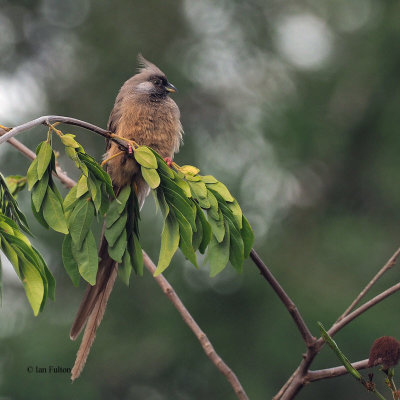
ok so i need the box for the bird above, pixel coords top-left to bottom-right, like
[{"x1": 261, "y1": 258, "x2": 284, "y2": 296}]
[{"x1": 69, "y1": 55, "x2": 183, "y2": 381}]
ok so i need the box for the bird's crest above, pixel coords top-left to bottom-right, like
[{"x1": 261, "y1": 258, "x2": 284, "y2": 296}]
[{"x1": 137, "y1": 54, "x2": 164, "y2": 76}]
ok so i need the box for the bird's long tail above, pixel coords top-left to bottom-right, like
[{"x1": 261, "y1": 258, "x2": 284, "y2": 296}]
[{"x1": 70, "y1": 230, "x2": 118, "y2": 381}]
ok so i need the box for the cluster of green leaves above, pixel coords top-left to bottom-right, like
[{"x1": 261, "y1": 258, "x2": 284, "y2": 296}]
[
  {"x1": 27, "y1": 141, "x2": 69, "y2": 233},
  {"x1": 105, "y1": 184, "x2": 143, "y2": 285},
  {"x1": 0, "y1": 173, "x2": 54, "y2": 314},
  {"x1": 1, "y1": 131, "x2": 254, "y2": 314},
  {"x1": 133, "y1": 146, "x2": 254, "y2": 277},
  {"x1": 58, "y1": 134, "x2": 114, "y2": 286}
]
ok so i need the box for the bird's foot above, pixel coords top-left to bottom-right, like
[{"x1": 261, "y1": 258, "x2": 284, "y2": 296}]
[
  {"x1": 164, "y1": 157, "x2": 173, "y2": 168},
  {"x1": 128, "y1": 144, "x2": 133, "y2": 154},
  {"x1": 0, "y1": 124, "x2": 11, "y2": 132}
]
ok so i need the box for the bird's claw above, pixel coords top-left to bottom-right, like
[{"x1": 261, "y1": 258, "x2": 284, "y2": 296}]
[{"x1": 164, "y1": 157, "x2": 173, "y2": 168}]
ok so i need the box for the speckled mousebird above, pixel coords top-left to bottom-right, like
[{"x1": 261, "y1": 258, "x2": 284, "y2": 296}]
[{"x1": 70, "y1": 55, "x2": 183, "y2": 380}]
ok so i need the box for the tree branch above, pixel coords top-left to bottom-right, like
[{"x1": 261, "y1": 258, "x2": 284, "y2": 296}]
[
  {"x1": 274, "y1": 250, "x2": 400, "y2": 399},
  {"x1": 143, "y1": 251, "x2": 249, "y2": 400},
  {"x1": 250, "y1": 248, "x2": 316, "y2": 347},
  {"x1": 1, "y1": 119, "x2": 249, "y2": 400},
  {"x1": 336, "y1": 246, "x2": 400, "y2": 322},
  {"x1": 0, "y1": 115, "x2": 129, "y2": 151},
  {"x1": 305, "y1": 359, "x2": 369, "y2": 382},
  {"x1": 327, "y1": 281, "x2": 400, "y2": 338}
]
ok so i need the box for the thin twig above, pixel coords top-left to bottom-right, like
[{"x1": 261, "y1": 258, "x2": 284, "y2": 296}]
[
  {"x1": 336, "y1": 246, "x2": 400, "y2": 322},
  {"x1": 305, "y1": 359, "x2": 369, "y2": 382},
  {"x1": 143, "y1": 251, "x2": 249, "y2": 400},
  {"x1": 274, "y1": 250, "x2": 400, "y2": 399},
  {"x1": 250, "y1": 248, "x2": 316, "y2": 347},
  {"x1": 1, "y1": 123, "x2": 249, "y2": 400},
  {"x1": 327, "y1": 281, "x2": 400, "y2": 338},
  {"x1": 0, "y1": 115, "x2": 129, "y2": 151}
]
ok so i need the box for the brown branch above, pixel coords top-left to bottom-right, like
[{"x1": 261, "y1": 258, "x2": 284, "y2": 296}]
[
  {"x1": 250, "y1": 248, "x2": 316, "y2": 347},
  {"x1": 143, "y1": 252, "x2": 249, "y2": 400},
  {"x1": 327, "y1": 281, "x2": 400, "y2": 338},
  {"x1": 274, "y1": 258, "x2": 400, "y2": 399},
  {"x1": 0, "y1": 115, "x2": 129, "y2": 151},
  {"x1": 336, "y1": 246, "x2": 400, "y2": 322},
  {"x1": 305, "y1": 359, "x2": 369, "y2": 382},
  {"x1": 1, "y1": 122, "x2": 249, "y2": 400}
]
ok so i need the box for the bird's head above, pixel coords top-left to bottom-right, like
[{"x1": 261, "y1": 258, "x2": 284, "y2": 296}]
[{"x1": 133, "y1": 54, "x2": 177, "y2": 99}]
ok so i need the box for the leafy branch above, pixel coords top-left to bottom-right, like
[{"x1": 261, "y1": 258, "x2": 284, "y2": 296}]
[
  {"x1": 3, "y1": 115, "x2": 400, "y2": 400},
  {"x1": 0, "y1": 117, "x2": 251, "y2": 400}
]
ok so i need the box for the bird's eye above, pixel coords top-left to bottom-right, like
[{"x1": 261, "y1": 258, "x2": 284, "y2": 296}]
[{"x1": 153, "y1": 78, "x2": 162, "y2": 86}]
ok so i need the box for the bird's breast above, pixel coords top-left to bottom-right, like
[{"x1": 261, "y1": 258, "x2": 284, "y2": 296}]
[{"x1": 118, "y1": 100, "x2": 181, "y2": 158}]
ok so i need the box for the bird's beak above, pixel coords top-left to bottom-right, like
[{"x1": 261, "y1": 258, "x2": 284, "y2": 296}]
[{"x1": 165, "y1": 82, "x2": 178, "y2": 93}]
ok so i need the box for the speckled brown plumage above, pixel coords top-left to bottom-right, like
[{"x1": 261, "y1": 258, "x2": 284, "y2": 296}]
[{"x1": 70, "y1": 55, "x2": 182, "y2": 381}]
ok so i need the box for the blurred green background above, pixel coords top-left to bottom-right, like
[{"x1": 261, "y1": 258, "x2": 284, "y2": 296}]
[{"x1": 1, "y1": 0, "x2": 400, "y2": 398}]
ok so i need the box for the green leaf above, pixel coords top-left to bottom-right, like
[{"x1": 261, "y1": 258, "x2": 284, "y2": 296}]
[
  {"x1": 60, "y1": 134, "x2": 80, "y2": 148},
  {"x1": 208, "y1": 208, "x2": 225, "y2": 243},
  {"x1": 219, "y1": 201, "x2": 241, "y2": 232},
  {"x1": 31, "y1": 171, "x2": 49, "y2": 212},
  {"x1": 201, "y1": 175, "x2": 218, "y2": 184},
  {"x1": 318, "y1": 322, "x2": 363, "y2": 381},
  {"x1": 88, "y1": 174, "x2": 102, "y2": 212},
  {"x1": 0, "y1": 252, "x2": 2, "y2": 306},
  {"x1": 173, "y1": 174, "x2": 192, "y2": 197},
  {"x1": 196, "y1": 205, "x2": 212, "y2": 254},
  {"x1": 76, "y1": 175, "x2": 89, "y2": 198},
  {"x1": 20, "y1": 257, "x2": 45, "y2": 316},
  {"x1": 105, "y1": 209, "x2": 127, "y2": 247},
  {"x1": 206, "y1": 181, "x2": 234, "y2": 202},
  {"x1": 106, "y1": 185, "x2": 131, "y2": 228},
  {"x1": 71, "y1": 230, "x2": 98, "y2": 285},
  {"x1": 119, "y1": 249, "x2": 132, "y2": 286},
  {"x1": 189, "y1": 180, "x2": 208, "y2": 199},
  {"x1": 154, "y1": 214, "x2": 179, "y2": 276},
  {"x1": 170, "y1": 205, "x2": 197, "y2": 267},
  {"x1": 62, "y1": 235, "x2": 80, "y2": 286},
  {"x1": 42, "y1": 187, "x2": 69, "y2": 234},
  {"x1": 134, "y1": 146, "x2": 158, "y2": 168},
  {"x1": 156, "y1": 189, "x2": 170, "y2": 218},
  {"x1": 34, "y1": 249, "x2": 55, "y2": 301},
  {"x1": 207, "y1": 190, "x2": 219, "y2": 218},
  {"x1": 0, "y1": 234, "x2": 20, "y2": 276},
  {"x1": 31, "y1": 201, "x2": 49, "y2": 229},
  {"x1": 68, "y1": 198, "x2": 94, "y2": 248},
  {"x1": 226, "y1": 218, "x2": 244, "y2": 272},
  {"x1": 227, "y1": 200, "x2": 243, "y2": 229},
  {"x1": 180, "y1": 165, "x2": 200, "y2": 175},
  {"x1": 65, "y1": 146, "x2": 79, "y2": 167},
  {"x1": 49, "y1": 177, "x2": 64, "y2": 204},
  {"x1": 63, "y1": 184, "x2": 80, "y2": 211},
  {"x1": 241, "y1": 215, "x2": 254, "y2": 258},
  {"x1": 37, "y1": 141, "x2": 53, "y2": 180},
  {"x1": 209, "y1": 221, "x2": 230, "y2": 277},
  {"x1": 159, "y1": 173, "x2": 191, "y2": 201},
  {"x1": 141, "y1": 167, "x2": 160, "y2": 189},
  {"x1": 99, "y1": 182, "x2": 111, "y2": 216},
  {"x1": 26, "y1": 158, "x2": 39, "y2": 190},
  {"x1": 78, "y1": 153, "x2": 114, "y2": 196},
  {"x1": 5, "y1": 175, "x2": 26, "y2": 196},
  {"x1": 192, "y1": 212, "x2": 203, "y2": 252},
  {"x1": 162, "y1": 186, "x2": 196, "y2": 230},
  {"x1": 184, "y1": 174, "x2": 201, "y2": 182},
  {"x1": 108, "y1": 229, "x2": 127, "y2": 263},
  {"x1": 129, "y1": 233, "x2": 143, "y2": 276}
]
